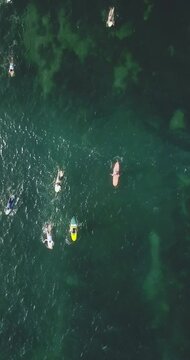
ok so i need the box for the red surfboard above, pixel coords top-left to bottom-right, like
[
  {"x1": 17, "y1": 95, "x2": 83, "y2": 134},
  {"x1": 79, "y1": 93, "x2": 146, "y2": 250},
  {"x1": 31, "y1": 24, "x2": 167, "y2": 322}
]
[{"x1": 112, "y1": 161, "x2": 120, "y2": 187}]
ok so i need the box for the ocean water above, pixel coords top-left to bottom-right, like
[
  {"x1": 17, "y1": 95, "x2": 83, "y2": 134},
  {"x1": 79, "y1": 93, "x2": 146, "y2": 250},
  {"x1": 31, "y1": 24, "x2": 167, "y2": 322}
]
[
  {"x1": 0, "y1": 0, "x2": 190, "y2": 357},
  {"x1": 0, "y1": 82, "x2": 189, "y2": 360}
]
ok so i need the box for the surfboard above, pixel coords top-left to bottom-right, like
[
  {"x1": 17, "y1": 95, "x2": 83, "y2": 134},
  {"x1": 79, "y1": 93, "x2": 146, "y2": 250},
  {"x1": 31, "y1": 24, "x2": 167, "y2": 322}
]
[
  {"x1": 4, "y1": 195, "x2": 16, "y2": 215},
  {"x1": 112, "y1": 161, "x2": 120, "y2": 187},
  {"x1": 55, "y1": 170, "x2": 64, "y2": 193},
  {"x1": 70, "y1": 217, "x2": 78, "y2": 242}
]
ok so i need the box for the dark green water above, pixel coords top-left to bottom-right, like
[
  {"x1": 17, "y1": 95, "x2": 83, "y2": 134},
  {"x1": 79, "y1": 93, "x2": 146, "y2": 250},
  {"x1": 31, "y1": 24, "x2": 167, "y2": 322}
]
[
  {"x1": 0, "y1": 84, "x2": 190, "y2": 360},
  {"x1": 0, "y1": 0, "x2": 190, "y2": 358}
]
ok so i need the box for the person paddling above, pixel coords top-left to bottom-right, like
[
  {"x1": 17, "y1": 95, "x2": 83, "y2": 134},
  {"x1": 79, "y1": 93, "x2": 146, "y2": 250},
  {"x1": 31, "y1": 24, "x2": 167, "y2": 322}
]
[
  {"x1": 106, "y1": 7, "x2": 115, "y2": 27},
  {"x1": 42, "y1": 223, "x2": 54, "y2": 250},
  {"x1": 8, "y1": 56, "x2": 15, "y2": 77},
  {"x1": 54, "y1": 169, "x2": 64, "y2": 193},
  {"x1": 111, "y1": 160, "x2": 120, "y2": 187},
  {"x1": 5, "y1": 195, "x2": 16, "y2": 215}
]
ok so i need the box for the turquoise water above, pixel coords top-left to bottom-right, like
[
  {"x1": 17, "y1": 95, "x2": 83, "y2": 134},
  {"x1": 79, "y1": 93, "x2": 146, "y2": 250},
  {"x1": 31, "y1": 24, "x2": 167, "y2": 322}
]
[{"x1": 0, "y1": 83, "x2": 189, "y2": 359}]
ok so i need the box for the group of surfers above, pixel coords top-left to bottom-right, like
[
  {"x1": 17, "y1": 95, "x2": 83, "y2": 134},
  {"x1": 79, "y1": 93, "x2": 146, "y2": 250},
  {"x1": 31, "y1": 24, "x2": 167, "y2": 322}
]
[
  {"x1": 5, "y1": 160, "x2": 120, "y2": 250},
  {"x1": 42, "y1": 170, "x2": 78, "y2": 250},
  {"x1": 4, "y1": 5, "x2": 117, "y2": 247},
  {"x1": 4, "y1": 170, "x2": 79, "y2": 250}
]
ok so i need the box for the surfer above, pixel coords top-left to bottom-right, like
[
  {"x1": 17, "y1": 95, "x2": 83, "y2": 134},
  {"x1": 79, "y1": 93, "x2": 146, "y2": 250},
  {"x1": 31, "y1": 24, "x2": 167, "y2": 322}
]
[
  {"x1": 5, "y1": 195, "x2": 16, "y2": 215},
  {"x1": 106, "y1": 7, "x2": 115, "y2": 27},
  {"x1": 111, "y1": 160, "x2": 120, "y2": 187},
  {"x1": 42, "y1": 223, "x2": 54, "y2": 250},
  {"x1": 8, "y1": 56, "x2": 15, "y2": 77},
  {"x1": 69, "y1": 217, "x2": 78, "y2": 242},
  {"x1": 55, "y1": 169, "x2": 64, "y2": 193}
]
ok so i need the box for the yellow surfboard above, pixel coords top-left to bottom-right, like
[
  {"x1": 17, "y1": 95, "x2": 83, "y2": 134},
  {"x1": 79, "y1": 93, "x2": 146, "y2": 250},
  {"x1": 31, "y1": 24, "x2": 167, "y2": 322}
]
[{"x1": 70, "y1": 217, "x2": 78, "y2": 242}]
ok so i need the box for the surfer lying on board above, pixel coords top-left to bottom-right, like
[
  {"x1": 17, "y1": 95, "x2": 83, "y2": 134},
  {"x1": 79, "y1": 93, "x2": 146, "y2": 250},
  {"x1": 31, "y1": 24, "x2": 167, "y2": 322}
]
[
  {"x1": 4, "y1": 195, "x2": 16, "y2": 215},
  {"x1": 111, "y1": 160, "x2": 120, "y2": 187},
  {"x1": 106, "y1": 7, "x2": 115, "y2": 27},
  {"x1": 55, "y1": 169, "x2": 64, "y2": 193},
  {"x1": 42, "y1": 223, "x2": 54, "y2": 250},
  {"x1": 8, "y1": 56, "x2": 15, "y2": 77}
]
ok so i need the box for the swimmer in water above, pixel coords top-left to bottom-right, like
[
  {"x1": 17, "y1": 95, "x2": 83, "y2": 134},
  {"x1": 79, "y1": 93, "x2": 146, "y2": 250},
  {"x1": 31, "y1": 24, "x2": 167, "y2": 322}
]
[
  {"x1": 42, "y1": 223, "x2": 54, "y2": 250},
  {"x1": 54, "y1": 169, "x2": 64, "y2": 193},
  {"x1": 8, "y1": 56, "x2": 15, "y2": 77},
  {"x1": 106, "y1": 7, "x2": 115, "y2": 28},
  {"x1": 5, "y1": 195, "x2": 16, "y2": 215}
]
